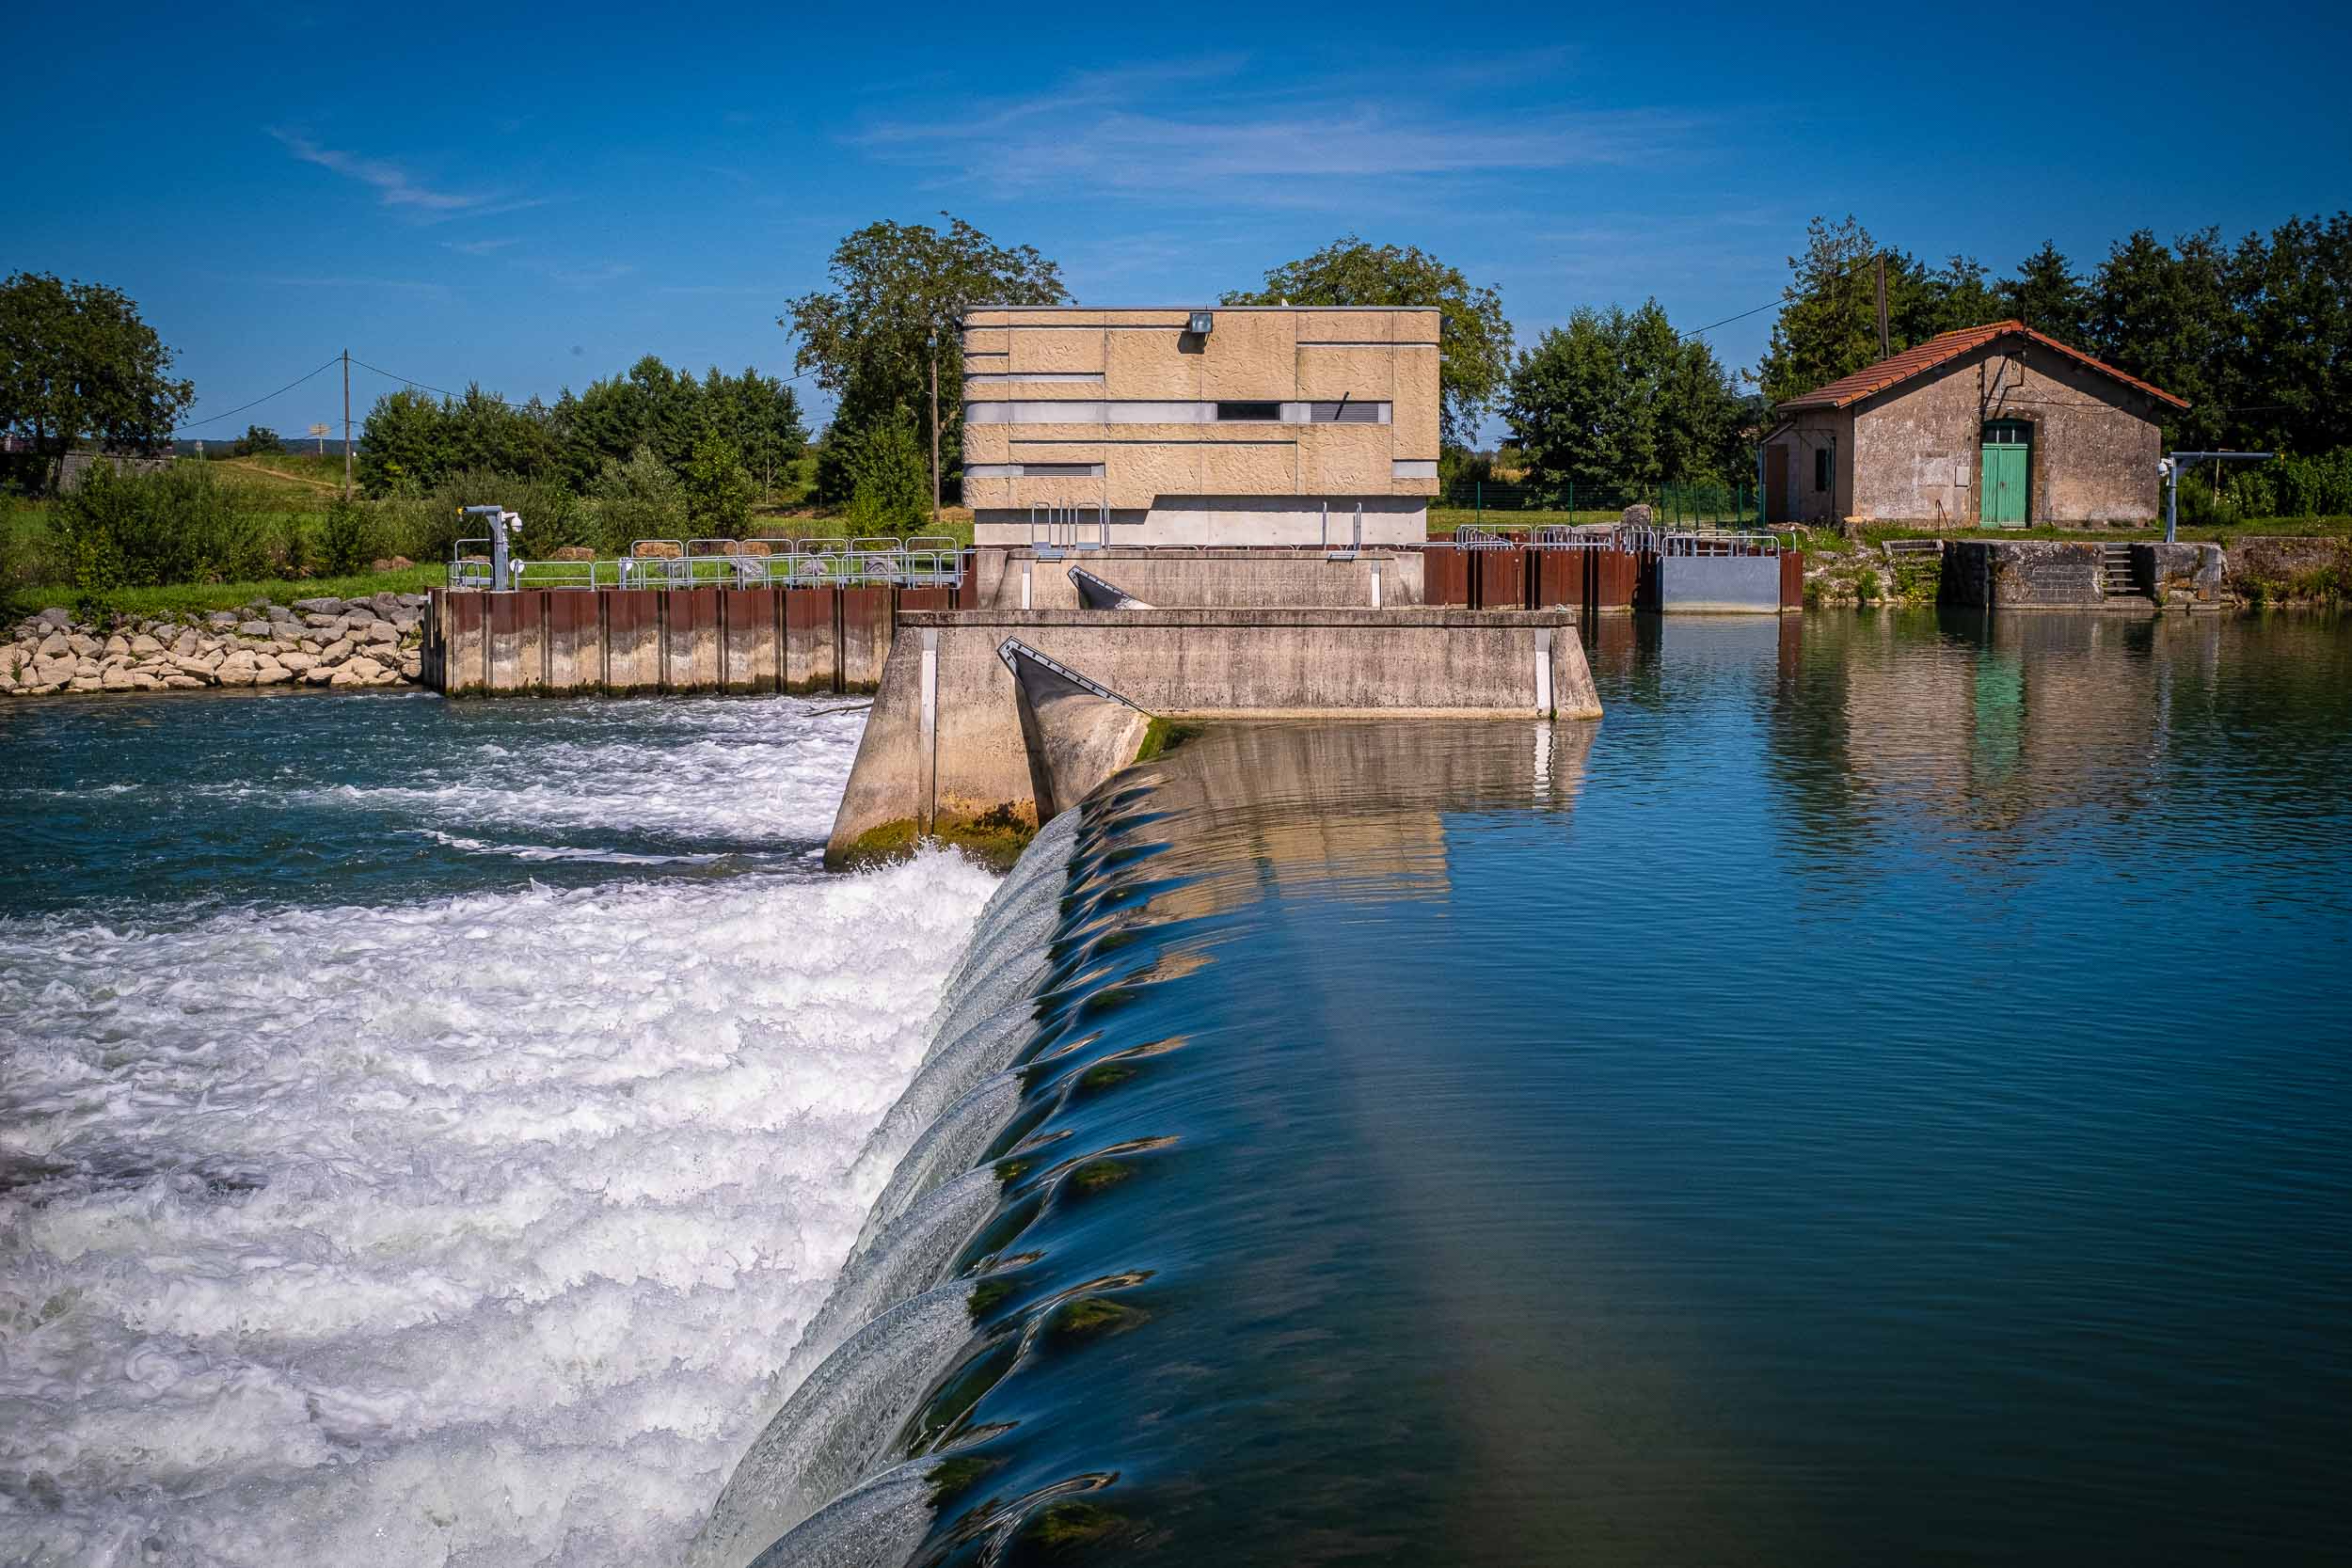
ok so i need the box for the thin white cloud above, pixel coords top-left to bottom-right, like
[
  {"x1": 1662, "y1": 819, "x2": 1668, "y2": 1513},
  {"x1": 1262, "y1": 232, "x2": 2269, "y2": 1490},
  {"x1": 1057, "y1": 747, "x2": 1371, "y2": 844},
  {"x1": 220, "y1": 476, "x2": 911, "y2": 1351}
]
[
  {"x1": 270, "y1": 129, "x2": 544, "y2": 220},
  {"x1": 250, "y1": 275, "x2": 453, "y2": 295},
  {"x1": 852, "y1": 59, "x2": 1691, "y2": 203},
  {"x1": 442, "y1": 237, "x2": 522, "y2": 256},
  {"x1": 530, "y1": 261, "x2": 635, "y2": 288}
]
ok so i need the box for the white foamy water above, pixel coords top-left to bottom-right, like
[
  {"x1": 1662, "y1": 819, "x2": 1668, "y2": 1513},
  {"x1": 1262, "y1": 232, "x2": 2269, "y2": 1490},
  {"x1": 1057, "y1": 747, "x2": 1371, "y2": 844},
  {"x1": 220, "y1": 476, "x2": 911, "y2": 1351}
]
[{"x1": 0, "y1": 703, "x2": 994, "y2": 1567}]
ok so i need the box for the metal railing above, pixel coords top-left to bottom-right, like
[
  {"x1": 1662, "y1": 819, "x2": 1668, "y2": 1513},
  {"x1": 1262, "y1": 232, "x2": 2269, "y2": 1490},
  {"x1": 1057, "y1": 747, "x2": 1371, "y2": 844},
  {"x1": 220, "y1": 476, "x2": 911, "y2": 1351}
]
[
  {"x1": 448, "y1": 540, "x2": 497, "y2": 590},
  {"x1": 1029, "y1": 503, "x2": 1106, "y2": 558},
  {"x1": 512, "y1": 558, "x2": 600, "y2": 591},
  {"x1": 1532, "y1": 525, "x2": 1621, "y2": 549},
  {"x1": 1454, "y1": 525, "x2": 1523, "y2": 549},
  {"x1": 1656, "y1": 528, "x2": 1782, "y2": 558}
]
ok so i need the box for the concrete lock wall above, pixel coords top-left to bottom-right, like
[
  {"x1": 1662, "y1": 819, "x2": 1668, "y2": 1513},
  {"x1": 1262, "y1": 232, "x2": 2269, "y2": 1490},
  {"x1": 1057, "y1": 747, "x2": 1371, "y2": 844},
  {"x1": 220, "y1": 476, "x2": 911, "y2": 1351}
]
[
  {"x1": 977, "y1": 549, "x2": 1424, "y2": 610},
  {"x1": 1938, "y1": 541, "x2": 2219, "y2": 610},
  {"x1": 824, "y1": 607, "x2": 1602, "y2": 863},
  {"x1": 424, "y1": 586, "x2": 948, "y2": 696}
]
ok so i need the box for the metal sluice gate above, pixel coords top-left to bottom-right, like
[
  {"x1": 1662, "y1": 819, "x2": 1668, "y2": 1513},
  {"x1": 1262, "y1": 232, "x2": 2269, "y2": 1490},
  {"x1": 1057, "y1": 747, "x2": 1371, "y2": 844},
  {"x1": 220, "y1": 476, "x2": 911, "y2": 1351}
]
[{"x1": 996, "y1": 637, "x2": 1137, "y2": 707}]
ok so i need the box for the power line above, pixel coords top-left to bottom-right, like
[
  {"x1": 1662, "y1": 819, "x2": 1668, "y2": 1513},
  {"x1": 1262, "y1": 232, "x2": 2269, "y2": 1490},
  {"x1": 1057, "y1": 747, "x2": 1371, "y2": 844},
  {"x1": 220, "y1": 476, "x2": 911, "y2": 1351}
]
[
  {"x1": 348, "y1": 355, "x2": 821, "y2": 409},
  {"x1": 1676, "y1": 297, "x2": 1785, "y2": 341},
  {"x1": 170, "y1": 355, "x2": 342, "y2": 435}
]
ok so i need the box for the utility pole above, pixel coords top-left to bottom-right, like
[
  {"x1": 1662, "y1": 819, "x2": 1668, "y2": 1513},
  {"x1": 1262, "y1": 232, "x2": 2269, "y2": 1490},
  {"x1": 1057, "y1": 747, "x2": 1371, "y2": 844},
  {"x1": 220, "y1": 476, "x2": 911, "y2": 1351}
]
[
  {"x1": 1875, "y1": 255, "x2": 1890, "y2": 358},
  {"x1": 342, "y1": 349, "x2": 353, "y2": 500},
  {"x1": 928, "y1": 326, "x2": 943, "y2": 529}
]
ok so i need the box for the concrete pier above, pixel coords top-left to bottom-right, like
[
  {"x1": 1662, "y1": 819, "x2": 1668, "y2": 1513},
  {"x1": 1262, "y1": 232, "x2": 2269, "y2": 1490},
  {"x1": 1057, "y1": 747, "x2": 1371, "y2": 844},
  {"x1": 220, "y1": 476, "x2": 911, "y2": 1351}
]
[{"x1": 823, "y1": 606, "x2": 1600, "y2": 866}]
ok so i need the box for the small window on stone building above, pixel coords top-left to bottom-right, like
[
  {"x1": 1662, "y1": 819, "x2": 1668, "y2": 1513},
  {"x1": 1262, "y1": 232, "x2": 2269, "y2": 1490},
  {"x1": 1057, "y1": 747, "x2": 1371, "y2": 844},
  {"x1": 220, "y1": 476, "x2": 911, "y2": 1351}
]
[
  {"x1": 1307, "y1": 401, "x2": 1384, "y2": 423},
  {"x1": 1813, "y1": 447, "x2": 1832, "y2": 494},
  {"x1": 1215, "y1": 402, "x2": 1281, "y2": 421}
]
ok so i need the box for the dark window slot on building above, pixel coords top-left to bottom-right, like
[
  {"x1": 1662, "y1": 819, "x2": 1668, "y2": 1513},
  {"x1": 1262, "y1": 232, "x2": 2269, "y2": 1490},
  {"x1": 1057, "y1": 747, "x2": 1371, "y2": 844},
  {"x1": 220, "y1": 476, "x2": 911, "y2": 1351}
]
[
  {"x1": 1216, "y1": 402, "x2": 1281, "y2": 421},
  {"x1": 1814, "y1": 448, "x2": 1832, "y2": 493},
  {"x1": 1309, "y1": 401, "x2": 1381, "y2": 422}
]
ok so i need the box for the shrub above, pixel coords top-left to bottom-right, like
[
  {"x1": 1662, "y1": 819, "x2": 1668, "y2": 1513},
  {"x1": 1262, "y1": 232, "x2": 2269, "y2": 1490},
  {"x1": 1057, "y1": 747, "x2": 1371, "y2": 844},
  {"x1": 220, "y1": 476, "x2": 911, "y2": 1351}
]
[
  {"x1": 1854, "y1": 566, "x2": 1882, "y2": 603},
  {"x1": 589, "y1": 445, "x2": 685, "y2": 553},
  {"x1": 319, "y1": 499, "x2": 376, "y2": 576},
  {"x1": 377, "y1": 470, "x2": 589, "y2": 562},
  {"x1": 839, "y1": 409, "x2": 930, "y2": 537},
  {"x1": 278, "y1": 511, "x2": 315, "y2": 578},
  {"x1": 49, "y1": 460, "x2": 275, "y2": 588},
  {"x1": 681, "y1": 431, "x2": 754, "y2": 538}
]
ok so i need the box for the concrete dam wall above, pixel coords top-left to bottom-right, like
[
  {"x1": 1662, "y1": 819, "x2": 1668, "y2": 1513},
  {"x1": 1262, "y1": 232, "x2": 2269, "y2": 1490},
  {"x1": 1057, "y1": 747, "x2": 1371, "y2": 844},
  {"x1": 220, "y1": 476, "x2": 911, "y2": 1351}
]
[{"x1": 823, "y1": 606, "x2": 1600, "y2": 866}]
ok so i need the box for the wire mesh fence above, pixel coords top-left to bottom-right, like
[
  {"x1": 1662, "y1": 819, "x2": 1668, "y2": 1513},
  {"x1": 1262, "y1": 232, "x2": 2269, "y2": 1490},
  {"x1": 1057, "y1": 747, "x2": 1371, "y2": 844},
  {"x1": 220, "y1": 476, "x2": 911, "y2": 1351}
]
[{"x1": 1434, "y1": 478, "x2": 1759, "y2": 531}]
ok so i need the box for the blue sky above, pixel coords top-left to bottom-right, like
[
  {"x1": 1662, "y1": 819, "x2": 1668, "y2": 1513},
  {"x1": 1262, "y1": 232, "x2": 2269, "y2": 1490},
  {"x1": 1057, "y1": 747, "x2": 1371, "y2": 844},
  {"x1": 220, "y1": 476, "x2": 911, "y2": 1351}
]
[{"x1": 9, "y1": 0, "x2": 2348, "y2": 446}]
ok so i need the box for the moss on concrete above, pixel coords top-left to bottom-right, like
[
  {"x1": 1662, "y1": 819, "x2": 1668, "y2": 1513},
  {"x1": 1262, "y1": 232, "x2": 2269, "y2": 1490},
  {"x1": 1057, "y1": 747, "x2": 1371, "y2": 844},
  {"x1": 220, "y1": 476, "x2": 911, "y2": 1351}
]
[
  {"x1": 1047, "y1": 1295, "x2": 1149, "y2": 1341},
  {"x1": 1078, "y1": 1060, "x2": 1136, "y2": 1091},
  {"x1": 1021, "y1": 1500, "x2": 1130, "y2": 1554},
  {"x1": 1067, "y1": 1159, "x2": 1133, "y2": 1195},
  {"x1": 1132, "y1": 716, "x2": 1203, "y2": 765},
  {"x1": 927, "y1": 1454, "x2": 1000, "y2": 1507},
  {"x1": 833, "y1": 805, "x2": 1037, "y2": 873}
]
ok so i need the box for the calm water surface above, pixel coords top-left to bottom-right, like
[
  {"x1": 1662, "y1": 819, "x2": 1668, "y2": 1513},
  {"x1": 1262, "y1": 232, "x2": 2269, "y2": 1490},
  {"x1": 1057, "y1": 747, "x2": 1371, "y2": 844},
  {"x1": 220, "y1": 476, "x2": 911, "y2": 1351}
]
[{"x1": 875, "y1": 609, "x2": 2352, "y2": 1567}]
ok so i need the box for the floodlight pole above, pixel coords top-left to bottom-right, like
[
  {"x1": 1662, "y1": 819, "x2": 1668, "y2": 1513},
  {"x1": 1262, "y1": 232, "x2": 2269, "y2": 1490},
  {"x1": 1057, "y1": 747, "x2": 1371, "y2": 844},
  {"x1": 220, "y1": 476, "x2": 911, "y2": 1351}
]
[
  {"x1": 2160, "y1": 451, "x2": 2271, "y2": 543},
  {"x1": 462, "y1": 503, "x2": 522, "y2": 589}
]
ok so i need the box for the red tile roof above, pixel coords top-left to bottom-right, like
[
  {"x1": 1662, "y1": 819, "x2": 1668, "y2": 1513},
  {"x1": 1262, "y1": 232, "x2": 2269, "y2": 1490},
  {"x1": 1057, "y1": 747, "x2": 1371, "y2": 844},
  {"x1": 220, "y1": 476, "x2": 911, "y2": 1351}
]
[{"x1": 1776, "y1": 320, "x2": 2187, "y2": 411}]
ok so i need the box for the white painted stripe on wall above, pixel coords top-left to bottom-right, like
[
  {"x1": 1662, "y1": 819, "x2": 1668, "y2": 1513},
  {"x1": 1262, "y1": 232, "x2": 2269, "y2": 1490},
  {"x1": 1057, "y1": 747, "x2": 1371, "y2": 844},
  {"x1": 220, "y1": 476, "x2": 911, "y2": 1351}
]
[{"x1": 1391, "y1": 459, "x2": 1439, "y2": 479}]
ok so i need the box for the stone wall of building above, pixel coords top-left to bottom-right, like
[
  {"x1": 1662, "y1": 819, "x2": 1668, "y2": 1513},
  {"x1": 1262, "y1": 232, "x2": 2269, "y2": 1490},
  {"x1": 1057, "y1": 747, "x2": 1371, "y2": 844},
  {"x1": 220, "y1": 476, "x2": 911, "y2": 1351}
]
[{"x1": 1850, "y1": 346, "x2": 2163, "y2": 525}]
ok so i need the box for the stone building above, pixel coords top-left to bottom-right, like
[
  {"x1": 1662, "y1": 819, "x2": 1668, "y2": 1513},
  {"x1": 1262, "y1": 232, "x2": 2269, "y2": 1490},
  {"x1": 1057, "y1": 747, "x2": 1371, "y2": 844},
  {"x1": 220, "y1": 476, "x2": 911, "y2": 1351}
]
[
  {"x1": 960, "y1": 305, "x2": 1442, "y2": 547},
  {"x1": 1761, "y1": 321, "x2": 2185, "y2": 528}
]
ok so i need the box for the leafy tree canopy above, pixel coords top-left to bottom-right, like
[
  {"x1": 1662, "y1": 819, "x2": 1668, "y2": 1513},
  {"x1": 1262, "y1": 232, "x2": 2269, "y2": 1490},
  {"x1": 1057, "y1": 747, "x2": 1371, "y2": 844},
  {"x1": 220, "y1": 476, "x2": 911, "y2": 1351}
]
[
  {"x1": 785, "y1": 214, "x2": 1067, "y2": 509},
  {"x1": 1504, "y1": 300, "x2": 1745, "y2": 497},
  {"x1": 0, "y1": 272, "x2": 194, "y2": 484},
  {"x1": 233, "y1": 424, "x2": 283, "y2": 457},
  {"x1": 1223, "y1": 236, "x2": 1512, "y2": 449}
]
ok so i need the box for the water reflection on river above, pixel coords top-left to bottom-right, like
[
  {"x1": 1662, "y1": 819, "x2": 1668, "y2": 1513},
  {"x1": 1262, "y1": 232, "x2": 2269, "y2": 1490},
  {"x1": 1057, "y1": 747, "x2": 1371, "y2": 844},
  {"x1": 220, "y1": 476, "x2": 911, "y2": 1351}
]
[{"x1": 877, "y1": 609, "x2": 2350, "y2": 1568}]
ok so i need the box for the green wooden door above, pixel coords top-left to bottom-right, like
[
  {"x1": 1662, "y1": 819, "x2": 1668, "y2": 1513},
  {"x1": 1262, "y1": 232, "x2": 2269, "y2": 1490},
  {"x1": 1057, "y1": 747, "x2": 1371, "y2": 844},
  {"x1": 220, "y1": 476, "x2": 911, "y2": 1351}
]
[{"x1": 1979, "y1": 421, "x2": 2030, "y2": 526}]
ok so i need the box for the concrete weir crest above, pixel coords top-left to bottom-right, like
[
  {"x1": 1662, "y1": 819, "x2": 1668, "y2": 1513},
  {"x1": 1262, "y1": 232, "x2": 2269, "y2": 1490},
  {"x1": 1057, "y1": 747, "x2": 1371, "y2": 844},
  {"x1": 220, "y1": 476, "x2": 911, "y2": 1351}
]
[{"x1": 822, "y1": 566, "x2": 1601, "y2": 868}]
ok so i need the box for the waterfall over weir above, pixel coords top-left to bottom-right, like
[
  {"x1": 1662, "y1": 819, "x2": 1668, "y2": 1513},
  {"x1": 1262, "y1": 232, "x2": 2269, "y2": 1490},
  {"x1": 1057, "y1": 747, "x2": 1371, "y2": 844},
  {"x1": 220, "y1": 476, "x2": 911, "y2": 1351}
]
[{"x1": 689, "y1": 800, "x2": 1116, "y2": 1566}]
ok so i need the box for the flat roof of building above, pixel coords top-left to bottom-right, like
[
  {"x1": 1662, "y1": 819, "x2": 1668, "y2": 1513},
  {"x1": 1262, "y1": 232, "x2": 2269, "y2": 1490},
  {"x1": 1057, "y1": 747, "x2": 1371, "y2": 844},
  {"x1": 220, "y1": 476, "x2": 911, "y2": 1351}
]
[{"x1": 963, "y1": 304, "x2": 1431, "y2": 313}]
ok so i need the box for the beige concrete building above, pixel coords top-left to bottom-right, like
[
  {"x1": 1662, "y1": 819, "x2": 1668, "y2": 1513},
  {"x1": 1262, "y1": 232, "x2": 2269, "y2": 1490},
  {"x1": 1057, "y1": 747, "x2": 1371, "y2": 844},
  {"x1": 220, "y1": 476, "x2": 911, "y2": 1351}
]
[
  {"x1": 1763, "y1": 321, "x2": 2185, "y2": 529},
  {"x1": 961, "y1": 305, "x2": 1442, "y2": 547}
]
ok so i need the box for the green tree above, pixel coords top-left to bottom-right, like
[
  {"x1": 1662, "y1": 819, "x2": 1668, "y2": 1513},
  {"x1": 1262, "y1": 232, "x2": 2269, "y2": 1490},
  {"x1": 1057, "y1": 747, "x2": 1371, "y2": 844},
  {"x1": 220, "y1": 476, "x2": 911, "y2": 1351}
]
[
  {"x1": 838, "y1": 406, "x2": 930, "y2": 537},
  {"x1": 2087, "y1": 228, "x2": 2238, "y2": 448},
  {"x1": 1504, "y1": 301, "x2": 1743, "y2": 498},
  {"x1": 2228, "y1": 214, "x2": 2352, "y2": 455},
  {"x1": 786, "y1": 214, "x2": 1068, "y2": 518},
  {"x1": 0, "y1": 272, "x2": 194, "y2": 488},
  {"x1": 233, "y1": 424, "x2": 283, "y2": 457},
  {"x1": 1757, "y1": 216, "x2": 1892, "y2": 407},
  {"x1": 441, "y1": 385, "x2": 554, "y2": 478},
  {"x1": 548, "y1": 356, "x2": 710, "y2": 488},
  {"x1": 589, "y1": 443, "x2": 687, "y2": 550},
  {"x1": 698, "y1": 365, "x2": 808, "y2": 497},
  {"x1": 357, "y1": 388, "x2": 449, "y2": 495},
  {"x1": 1223, "y1": 236, "x2": 1512, "y2": 448},
  {"x1": 1999, "y1": 241, "x2": 2090, "y2": 346},
  {"x1": 680, "y1": 429, "x2": 754, "y2": 537}
]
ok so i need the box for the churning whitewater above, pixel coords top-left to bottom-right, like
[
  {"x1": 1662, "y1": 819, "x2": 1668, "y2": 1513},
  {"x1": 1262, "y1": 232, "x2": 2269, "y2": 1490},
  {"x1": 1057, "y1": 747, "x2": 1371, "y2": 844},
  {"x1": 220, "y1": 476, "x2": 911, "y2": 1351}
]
[{"x1": 0, "y1": 693, "x2": 1000, "y2": 1567}]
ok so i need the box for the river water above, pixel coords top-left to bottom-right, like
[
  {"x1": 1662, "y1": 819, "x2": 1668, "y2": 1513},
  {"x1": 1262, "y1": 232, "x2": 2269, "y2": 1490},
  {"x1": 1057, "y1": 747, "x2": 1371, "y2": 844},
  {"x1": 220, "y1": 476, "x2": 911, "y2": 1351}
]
[{"x1": 7, "y1": 610, "x2": 2351, "y2": 1566}]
